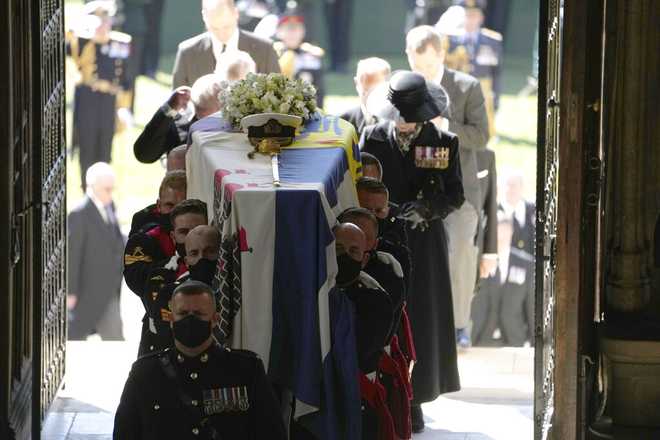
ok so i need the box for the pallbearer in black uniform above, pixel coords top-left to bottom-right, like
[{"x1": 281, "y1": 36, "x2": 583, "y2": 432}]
[
  {"x1": 114, "y1": 280, "x2": 287, "y2": 440},
  {"x1": 360, "y1": 71, "x2": 465, "y2": 433},
  {"x1": 274, "y1": 9, "x2": 325, "y2": 107},
  {"x1": 443, "y1": 0, "x2": 503, "y2": 137},
  {"x1": 66, "y1": 1, "x2": 132, "y2": 189}
]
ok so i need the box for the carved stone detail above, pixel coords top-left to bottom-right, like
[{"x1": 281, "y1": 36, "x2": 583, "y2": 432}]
[{"x1": 604, "y1": 0, "x2": 655, "y2": 313}]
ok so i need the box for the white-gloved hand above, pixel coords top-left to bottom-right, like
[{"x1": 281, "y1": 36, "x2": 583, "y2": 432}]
[{"x1": 400, "y1": 209, "x2": 429, "y2": 231}]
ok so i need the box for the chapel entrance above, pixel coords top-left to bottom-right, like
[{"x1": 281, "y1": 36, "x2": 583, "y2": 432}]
[{"x1": 0, "y1": 0, "x2": 610, "y2": 438}]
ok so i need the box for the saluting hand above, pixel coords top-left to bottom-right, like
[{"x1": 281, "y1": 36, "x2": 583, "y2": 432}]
[{"x1": 168, "y1": 86, "x2": 192, "y2": 112}]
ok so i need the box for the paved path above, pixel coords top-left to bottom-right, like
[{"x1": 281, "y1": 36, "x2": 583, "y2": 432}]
[{"x1": 42, "y1": 340, "x2": 533, "y2": 439}]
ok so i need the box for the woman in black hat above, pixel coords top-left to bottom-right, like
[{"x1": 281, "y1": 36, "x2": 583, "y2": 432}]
[{"x1": 359, "y1": 70, "x2": 465, "y2": 433}]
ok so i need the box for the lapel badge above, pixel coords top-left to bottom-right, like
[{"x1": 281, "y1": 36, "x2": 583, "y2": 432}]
[
  {"x1": 151, "y1": 291, "x2": 158, "y2": 301},
  {"x1": 414, "y1": 146, "x2": 450, "y2": 169}
]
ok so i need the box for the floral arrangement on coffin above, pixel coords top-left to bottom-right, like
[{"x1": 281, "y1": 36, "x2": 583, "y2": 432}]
[{"x1": 220, "y1": 72, "x2": 318, "y2": 127}]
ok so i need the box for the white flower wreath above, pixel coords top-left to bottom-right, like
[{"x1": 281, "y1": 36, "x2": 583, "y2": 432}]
[{"x1": 220, "y1": 73, "x2": 318, "y2": 127}]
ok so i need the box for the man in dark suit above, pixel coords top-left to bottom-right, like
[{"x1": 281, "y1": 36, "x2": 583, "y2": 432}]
[
  {"x1": 67, "y1": 162, "x2": 125, "y2": 340},
  {"x1": 472, "y1": 211, "x2": 532, "y2": 346},
  {"x1": 171, "y1": 0, "x2": 280, "y2": 89},
  {"x1": 500, "y1": 170, "x2": 535, "y2": 344},
  {"x1": 406, "y1": 25, "x2": 490, "y2": 347},
  {"x1": 340, "y1": 57, "x2": 391, "y2": 137}
]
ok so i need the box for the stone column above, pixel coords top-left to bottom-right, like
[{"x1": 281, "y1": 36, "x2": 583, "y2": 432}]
[{"x1": 605, "y1": 0, "x2": 655, "y2": 313}]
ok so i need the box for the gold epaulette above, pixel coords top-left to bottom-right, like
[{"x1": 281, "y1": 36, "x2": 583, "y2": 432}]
[
  {"x1": 480, "y1": 28, "x2": 503, "y2": 41},
  {"x1": 110, "y1": 30, "x2": 132, "y2": 44},
  {"x1": 300, "y1": 42, "x2": 324, "y2": 57}
]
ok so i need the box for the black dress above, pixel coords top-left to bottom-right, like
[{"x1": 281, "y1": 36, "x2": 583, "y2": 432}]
[{"x1": 360, "y1": 121, "x2": 465, "y2": 402}]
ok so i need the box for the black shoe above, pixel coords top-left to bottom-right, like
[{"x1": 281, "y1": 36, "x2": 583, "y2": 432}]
[{"x1": 411, "y1": 404, "x2": 425, "y2": 433}]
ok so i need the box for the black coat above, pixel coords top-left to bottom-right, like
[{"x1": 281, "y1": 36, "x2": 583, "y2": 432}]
[
  {"x1": 133, "y1": 106, "x2": 195, "y2": 163},
  {"x1": 360, "y1": 121, "x2": 464, "y2": 402},
  {"x1": 114, "y1": 344, "x2": 287, "y2": 440},
  {"x1": 340, "y1": 105, "x2": 375, "y2": 138},
  {"x1": 344, "y1": 273, "x2": 394, "y2": 374},
  {"x1": 68, "y1": 196, "x2": 125, "y2": 334}
]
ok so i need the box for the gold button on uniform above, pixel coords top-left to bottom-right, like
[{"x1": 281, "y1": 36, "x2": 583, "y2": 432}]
[
  {"x1": 153, "y1": 404, "x2": 160, "y2": 410},
  {"x1": 200, "y1": 353, "x2": 208, "y2": 363},
  {"x1": 192, "y1": 400, "x2": 199, "y2": 406},
  {"x1": 190, "y1": 372, "x2": 198, "y2": 380},
  {"x1": 177, "y1": 354, "x2": 184, "y2": 363},
  {"x1": 192, "y1": 427, "x2": 199, "y2": 435}
]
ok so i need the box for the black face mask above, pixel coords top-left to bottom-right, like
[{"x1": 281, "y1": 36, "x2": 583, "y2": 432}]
[
  {"x1": 172, "y1": 314, "x2": 212, "y2": 348},
  {"x1": 176, "y1": 242, "x2": 187, "y2": 258},
  {"x1": 189, "y1": 258, "x2": 217, "y2": 285},
  {"x1": 336, "y1": 253, "x2": 362, "y2": 286}
]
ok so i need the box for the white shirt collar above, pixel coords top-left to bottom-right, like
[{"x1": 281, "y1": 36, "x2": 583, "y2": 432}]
[
  {"x1": 499, "y1": 247, "x2": 510, "y2": 284},
  {"x1": 434, "y1": 65, "x2": 445, "y2": 85},
  {"x1": 210, "y1": 28, "x2": 240, "y2": 61},
  {"x1": 502, "y1": 200, "x2": 527, "y2": 228},
  {"x1": 87, "y1": 191, "x2": 109, "y2": 223}
]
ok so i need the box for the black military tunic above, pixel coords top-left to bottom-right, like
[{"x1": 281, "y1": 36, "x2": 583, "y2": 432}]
[
  {"x1": 66, "y1": 30, "x2": 131, "y2": 187},
  {"x1": 363, "y1": 251, "x2": 406, "y2": 343},
  {"x1": 361, "y1": 121, "x2": 465, "y2": 402},
  {"x1": 343, "y1": 272, "x2": 394, "y2": 374},
  {"x1": 123, "y1": 225, "x2": 175, "y2": 297},
  {"x1": 114, "y1": 344, "x2": 287, "y2": 440},
  {"x1": 129, "y1": 203, "x2": 162, "y2": 237},
  {"x1": 377, "y1": 206, "x2": 412, "y2": 283},
  {"x1": 137, "y1": 269, "x2": 185, "y2": 356}
]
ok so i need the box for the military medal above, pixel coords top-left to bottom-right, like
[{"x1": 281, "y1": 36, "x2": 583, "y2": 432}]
[
  {"x1": 238, "y1": 386, "x2": 250, "y2": 411},
  {"x1": 231, "y1": 387, "x2": 240, "y2": 411},
  {"x1": 414, "y1": 146, "x2": 450, "y2": 169},
  {"x1": 203, "y1": 389, "x2": 225, "y2": 415}
]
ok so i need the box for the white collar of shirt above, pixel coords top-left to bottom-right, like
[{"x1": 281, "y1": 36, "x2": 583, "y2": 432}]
[
  {"x1": 88, "y1": 191, "x2": 109, "y2": 223},
  {"x1": 434, "y1": 65, "x2": 445, "y2": 85},
  {"x1": 210, "y1": 29, "x2": 240, "y2": 62},
  {"x1": 502, "y1": 200, "x2": 527, "y2": 228},
  {"x1": 499, "y1": 248, "x2": 510, "y2": 284}
]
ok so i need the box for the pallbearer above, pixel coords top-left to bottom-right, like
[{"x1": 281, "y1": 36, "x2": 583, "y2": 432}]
[
  {"x1": 114, "y1": 281, "x2": 287, "y2": 440},
  {"x1": 360, "y1": 71, "x2": 465, "y2": 433}
]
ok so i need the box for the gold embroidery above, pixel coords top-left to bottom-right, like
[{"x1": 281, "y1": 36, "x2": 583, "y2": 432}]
[{"x1": 124, "y1": 247, "x2": 153, "y2": 265}]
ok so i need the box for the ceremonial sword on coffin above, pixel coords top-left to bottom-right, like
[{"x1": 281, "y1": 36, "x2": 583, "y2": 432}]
[{"x1": 241, "y1": 113, "x2": 303, "y2": 188}]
